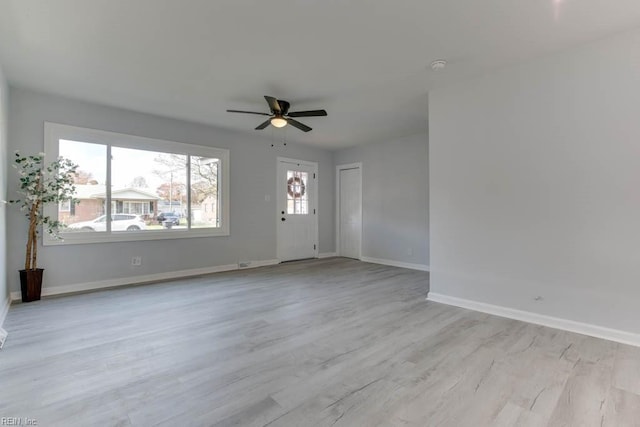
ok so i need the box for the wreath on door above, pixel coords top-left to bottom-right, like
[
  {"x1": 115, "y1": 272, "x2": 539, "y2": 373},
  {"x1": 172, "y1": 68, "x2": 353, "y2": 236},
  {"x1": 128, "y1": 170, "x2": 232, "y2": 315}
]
[{"x1": 287, "y1": 176, "x2": 306, "y2": 198}]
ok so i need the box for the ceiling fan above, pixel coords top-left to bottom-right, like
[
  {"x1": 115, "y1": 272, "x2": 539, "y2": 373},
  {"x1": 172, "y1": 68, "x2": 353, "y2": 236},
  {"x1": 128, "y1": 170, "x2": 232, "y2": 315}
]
[{"x1": 227, "y1": 96, "x2": 327, "y2": 132}]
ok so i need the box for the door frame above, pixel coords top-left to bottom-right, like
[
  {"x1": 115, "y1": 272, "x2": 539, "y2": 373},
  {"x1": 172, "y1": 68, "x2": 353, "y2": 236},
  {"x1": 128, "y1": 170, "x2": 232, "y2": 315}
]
[
  {"x1": 335, "y1": 162, "x2": 362, "y2": 259},
  {"x1": 277, "y1": 156, "x2": 319, "y2": 261}
]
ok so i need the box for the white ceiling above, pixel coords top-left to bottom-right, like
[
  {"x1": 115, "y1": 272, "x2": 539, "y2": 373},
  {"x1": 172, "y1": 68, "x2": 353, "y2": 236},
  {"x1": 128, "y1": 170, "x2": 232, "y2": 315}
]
[{"x1": 1, "y1": 1, "x2": 640, "y2": 149}]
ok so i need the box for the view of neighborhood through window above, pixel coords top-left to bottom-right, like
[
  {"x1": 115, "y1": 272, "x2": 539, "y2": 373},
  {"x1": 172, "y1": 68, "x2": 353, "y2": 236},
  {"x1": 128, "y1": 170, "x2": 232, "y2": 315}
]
[
  {"x1": 59, "y1": 139, "x2": 107, "y2": 232},
  {"x1": 190, "y1": 156, "x2": 220, "y2": 228},
  {"x1": 112, "y1": 146, "x2": 188, "y2": 232},
  {"x1": 57, "y1": 139, "x2": 221, "y2": 233}
]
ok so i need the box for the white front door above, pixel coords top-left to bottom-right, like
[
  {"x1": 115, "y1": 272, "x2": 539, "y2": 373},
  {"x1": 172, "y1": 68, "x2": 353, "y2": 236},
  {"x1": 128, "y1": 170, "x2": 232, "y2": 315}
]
[
  {"x1": 277, "y1": 158, "x2": 318, "y2": 261},
  {"x1": 338, "y1": 164, "x2": 362, "y2": 259}
]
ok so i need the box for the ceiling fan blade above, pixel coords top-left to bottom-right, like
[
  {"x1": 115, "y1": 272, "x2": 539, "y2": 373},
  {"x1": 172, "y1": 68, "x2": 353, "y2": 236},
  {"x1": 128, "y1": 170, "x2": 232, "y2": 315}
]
[
  {"x1": 227, "y1": 109, "x2": 271, "y2": 116},
  {"x1": 264, "y1": 96, "x2": 281, "y2": 114},
  {"x1": 287, "y1": 109, "x2": 328, "y2": 118},
  {"x1": 255, "y1": 119, "x2": 271, "y2": 130},
  {"x1": 287, "y1": 118, "x2": 312, "y2": 132}
]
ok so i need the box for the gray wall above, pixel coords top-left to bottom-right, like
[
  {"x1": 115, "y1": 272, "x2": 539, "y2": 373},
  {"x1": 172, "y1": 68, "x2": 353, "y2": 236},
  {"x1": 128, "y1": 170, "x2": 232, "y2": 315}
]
[
  {"x1": 334, "y1": 133, "x2": 429, "y2": 267},
  {"x1": 7, "y1": 87, "x2": 335, "y2": 294},
  {"x1": 0, "y1": 65, "x2": 7, "y2": 311},
  {"x1": 429, "y1": 28, "x2": 640, "y2": 333}
]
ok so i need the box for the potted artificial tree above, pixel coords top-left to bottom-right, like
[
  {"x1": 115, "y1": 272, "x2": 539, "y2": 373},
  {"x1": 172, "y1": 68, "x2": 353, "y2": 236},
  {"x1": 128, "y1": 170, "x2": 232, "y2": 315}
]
[{"x1": 10, "y1": 151, "x2": 78, "y2": 302}]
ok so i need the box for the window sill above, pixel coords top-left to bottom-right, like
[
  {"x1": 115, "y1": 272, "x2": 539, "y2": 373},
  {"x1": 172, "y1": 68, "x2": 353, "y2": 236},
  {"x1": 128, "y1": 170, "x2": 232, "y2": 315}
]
[{"x1": 43, "y1": 228, "x2": 230, "y2": 246}]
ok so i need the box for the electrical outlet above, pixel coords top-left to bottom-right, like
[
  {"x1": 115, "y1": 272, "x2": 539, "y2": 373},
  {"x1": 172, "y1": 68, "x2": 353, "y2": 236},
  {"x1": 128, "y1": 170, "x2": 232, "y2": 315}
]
[
  {"x1": 534, "y1": 296, "x2": 544, "y2": 301},
  {"x1": 131, "y1": 256, "x2": 142, "y2": 266}
]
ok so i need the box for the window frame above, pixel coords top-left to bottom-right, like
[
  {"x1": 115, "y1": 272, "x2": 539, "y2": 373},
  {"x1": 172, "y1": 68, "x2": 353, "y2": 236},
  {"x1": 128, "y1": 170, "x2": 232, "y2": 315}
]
[{"x1": 43, "y1": 122, "x2": 230, "y2": 246}]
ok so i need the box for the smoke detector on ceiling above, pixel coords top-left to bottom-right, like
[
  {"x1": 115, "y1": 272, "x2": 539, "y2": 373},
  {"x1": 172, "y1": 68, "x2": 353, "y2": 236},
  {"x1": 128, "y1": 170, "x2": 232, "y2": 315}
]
[{"x1": 430, "y1": 60, "x2": 447, "y2": 71}]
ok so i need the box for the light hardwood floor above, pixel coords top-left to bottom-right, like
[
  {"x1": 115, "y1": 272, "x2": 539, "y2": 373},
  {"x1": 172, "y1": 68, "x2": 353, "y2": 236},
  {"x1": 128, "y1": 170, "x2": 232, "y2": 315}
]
[{"x1": 1, "y1": 258, "x2": 639, "y2": 426}]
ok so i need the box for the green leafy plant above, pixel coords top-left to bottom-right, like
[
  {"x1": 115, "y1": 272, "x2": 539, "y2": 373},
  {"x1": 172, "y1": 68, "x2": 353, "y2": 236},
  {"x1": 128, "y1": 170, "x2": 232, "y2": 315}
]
[{"x1": 10, "y1": 151, "x2": 79, "y2": 270}]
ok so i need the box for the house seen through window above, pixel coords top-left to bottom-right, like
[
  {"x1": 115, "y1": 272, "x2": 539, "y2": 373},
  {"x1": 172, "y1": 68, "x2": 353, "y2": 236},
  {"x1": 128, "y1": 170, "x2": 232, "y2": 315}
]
[{"x1": 45, "y1": 122, "x2": 229, "y2": 244}]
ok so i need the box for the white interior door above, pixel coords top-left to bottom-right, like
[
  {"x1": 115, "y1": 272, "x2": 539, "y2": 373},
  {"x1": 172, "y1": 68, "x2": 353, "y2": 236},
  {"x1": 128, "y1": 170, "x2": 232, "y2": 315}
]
[
  {"x1": 338, "y1": 165, "x2": 361, "y2": 259},
  {"x1": 277, "y1": 158, "x2": 318, "y2": 261}
]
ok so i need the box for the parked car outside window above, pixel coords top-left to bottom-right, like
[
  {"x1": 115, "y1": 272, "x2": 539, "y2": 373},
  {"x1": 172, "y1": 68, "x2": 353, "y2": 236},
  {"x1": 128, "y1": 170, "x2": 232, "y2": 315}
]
[
  {"x1": 67, "y1": 214, "x2": 147, "y2": 231},
  {"x1": 156, "y1": 212, "x2": 181, "y2": 225}
]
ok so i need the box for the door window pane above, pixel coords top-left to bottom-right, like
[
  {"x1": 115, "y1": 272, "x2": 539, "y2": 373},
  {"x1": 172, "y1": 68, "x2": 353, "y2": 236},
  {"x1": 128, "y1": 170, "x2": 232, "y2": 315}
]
[{"x1": 286, "y1": 170, "x2": 308, "y2": 214}]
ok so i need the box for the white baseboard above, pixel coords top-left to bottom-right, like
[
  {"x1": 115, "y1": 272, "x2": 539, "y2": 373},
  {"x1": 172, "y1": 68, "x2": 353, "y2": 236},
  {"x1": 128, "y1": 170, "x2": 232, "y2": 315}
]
[
  {"x1": 0, "y1": 327, "x2": 7, "y2": 349},
  {"x1": 361, "y1": 256, "x2": 429, "y2": 272},
  {"x1": 10, "y1": 259, "x2": 281, "y2": 301},
  {"x1": 238, "y1": 259, "x2": 280, "y2": 269},
  {"x1": 0, "y1": 296, "x2": 10, "y2": 329},
  {"x1": 317, "y1": 252, "x2": 337, "y2": 259},
  {"x1": 427, "y1": 292, "x2": 640, "y2": 348},
  {"x1": 241, "y1": 259, "x2": 280, "y2": 268}
]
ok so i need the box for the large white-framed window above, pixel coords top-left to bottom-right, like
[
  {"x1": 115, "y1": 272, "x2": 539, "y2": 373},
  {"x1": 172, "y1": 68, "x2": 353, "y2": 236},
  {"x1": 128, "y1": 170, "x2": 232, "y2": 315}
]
[{"x1": 44, "y1": 122, "x2": 230, "y2": 245}]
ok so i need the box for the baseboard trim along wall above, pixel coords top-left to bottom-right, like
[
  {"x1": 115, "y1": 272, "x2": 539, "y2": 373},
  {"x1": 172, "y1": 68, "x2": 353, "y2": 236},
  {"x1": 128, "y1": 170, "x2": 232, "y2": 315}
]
[
  {"x1": 10, "y1": 259, "x2": 280, "y2": 301},
  {"x1": 317, "y1": 252, "x2": 338, "y2": 259},
  {"x1": 361, "y1": 256, "x2": 429, "y2": 272},
  {"x1": 427, "y1": 292, "x2": 640, "y2": 348},
  {"x1": 0, "y1": 296, "x2": 10, "y2": 329}
]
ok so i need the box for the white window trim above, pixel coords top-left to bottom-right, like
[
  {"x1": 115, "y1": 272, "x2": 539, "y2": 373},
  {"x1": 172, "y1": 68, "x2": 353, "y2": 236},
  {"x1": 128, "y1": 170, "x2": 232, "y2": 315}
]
[{"x1": 43, "y1": 122, "x2": 230, "y2": 246}]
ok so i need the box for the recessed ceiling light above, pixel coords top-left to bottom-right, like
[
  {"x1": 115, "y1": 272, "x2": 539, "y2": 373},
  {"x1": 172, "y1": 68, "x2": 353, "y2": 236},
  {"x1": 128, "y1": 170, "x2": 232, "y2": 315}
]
[{"x1": 430, "y1": 60, "x2": 447, "y2": 71}]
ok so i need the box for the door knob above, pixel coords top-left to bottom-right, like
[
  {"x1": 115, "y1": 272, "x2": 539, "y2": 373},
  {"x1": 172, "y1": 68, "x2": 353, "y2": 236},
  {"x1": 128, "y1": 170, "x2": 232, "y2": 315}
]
[
  {"x1": 281, "y1": 211, "x2": 285, "y2": 214},
  {"x1": 281, "y1": 218, "x2": 286, "y2": 221}
]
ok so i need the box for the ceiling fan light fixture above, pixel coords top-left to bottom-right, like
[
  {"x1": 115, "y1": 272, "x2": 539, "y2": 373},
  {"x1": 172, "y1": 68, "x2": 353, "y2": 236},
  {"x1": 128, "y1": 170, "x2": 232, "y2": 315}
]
[{"x1": 271, "y1": 117, "x2": 288, "y2": 128}]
